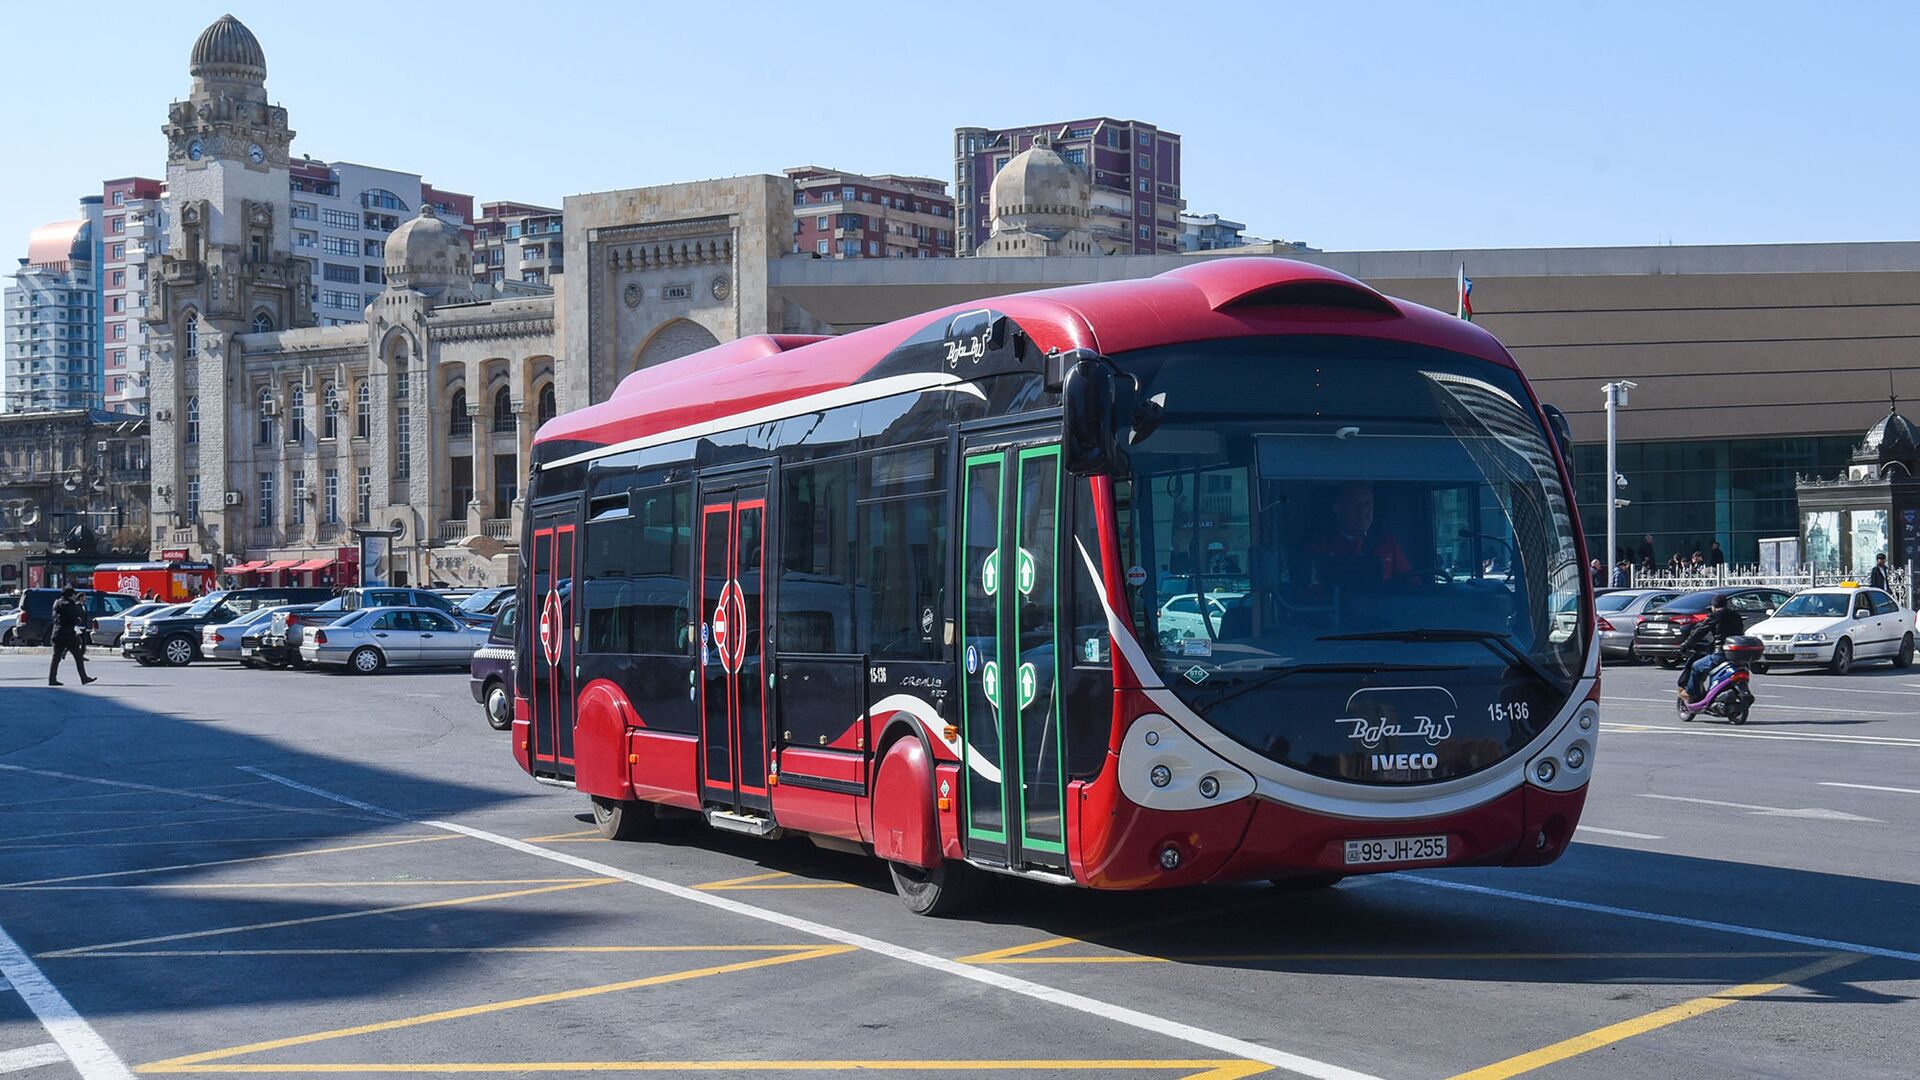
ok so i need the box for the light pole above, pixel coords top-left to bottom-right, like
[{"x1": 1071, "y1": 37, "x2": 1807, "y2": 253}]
[{"x1": 1603, "y1": 380, "x2": 1638, "y2": 581}]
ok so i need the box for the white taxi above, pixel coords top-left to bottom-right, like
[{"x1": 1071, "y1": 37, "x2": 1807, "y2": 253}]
[{"x1": 1747, "y1": 585, "x2": 1915, "y2": 674}]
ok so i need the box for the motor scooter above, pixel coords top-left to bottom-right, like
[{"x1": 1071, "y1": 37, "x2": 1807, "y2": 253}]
[{"x1": 1675, "y1": 634, "x2": 1764, "y2": 725}]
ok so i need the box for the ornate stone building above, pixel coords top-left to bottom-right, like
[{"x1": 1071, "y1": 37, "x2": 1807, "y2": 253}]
[
  {"x1": 0, "y1": 410, "x2": 150, "y2": 589},
  {"x1": 146, "y1": 16, "x2": 558, "y2": 586},
  {"x1": 975, "y1": 133, "x2": 1097, "y2": 258}
]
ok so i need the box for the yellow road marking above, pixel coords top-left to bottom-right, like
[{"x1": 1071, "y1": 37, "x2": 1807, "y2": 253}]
[
  {"x1": 58, "y1": 945, "x2": 832, "y2": 958},
  {"x1": 692, "y1": 871, "x2": 859, "y2": 892},
  {"x1": 985, "y1": 950, "x2": 1833, "y2": 965},
  {"x1": 137, "y1": 945, "x2": 857, "y2": 1072},
  {"x1": 135, "y1": 1060, "x2": 1267, "y2": 1077},
  {"x1": 1444, "y1": 952, "x2": 1863, "y2": 1080},
  {"x1": 0, "y1": 835, "x2": 461, "y2": 888},
  {"x1": 40, "y1": 880, "x2": 616, "y2": 957},
  {"x1": 13, "y1": 879, "x2": 608, "y2": 891},
  {"x1": 956, "y1": 893, "x2": 1281, "y2": 965},
  {"x1": 519, "y1": 829, "x2": 604, "y2": 841}
]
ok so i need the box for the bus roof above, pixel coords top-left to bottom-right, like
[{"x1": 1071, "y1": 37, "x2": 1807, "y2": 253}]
[{"x1": 535, "y1": 257, "x2": 1515, "y2": 456}]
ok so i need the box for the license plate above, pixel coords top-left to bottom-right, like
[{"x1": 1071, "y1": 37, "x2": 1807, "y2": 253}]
[
  {"x1": 1344, "y1": 834, "x2": 1448, "y2": 865},
  {"x1": 240, "y1": 646, "x2": 254, "y2": 657},
  {"x1": 1765, "y1": 648, "x2": 1793, "y2": 658}
]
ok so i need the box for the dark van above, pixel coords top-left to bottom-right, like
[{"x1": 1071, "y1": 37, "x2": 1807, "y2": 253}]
[
  {"x1": 123, "y1": 587, "x2": 334, "y2": 666},
  {"x1": 7, "y1": 589, "x2": 140, "y2": 647}
]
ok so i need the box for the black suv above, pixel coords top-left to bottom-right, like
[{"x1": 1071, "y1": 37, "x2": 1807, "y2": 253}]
[
  {"x1": 1631, "y1": 586, "x2": 1791, "y2": 667},
  {"x1": 6, "y1": 589, "x2": 140, "y2": 647},
  {"x1": 124, "y1": 587, "x2": 334, "y2": 666}
]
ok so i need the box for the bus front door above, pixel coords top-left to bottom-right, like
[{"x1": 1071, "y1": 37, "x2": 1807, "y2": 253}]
[
  {"x1": 529, "y1": 500, "x2": 580, "y2": 782},
  {"x1": 958, "y1": 435, "x2": 1067, "y2": 870},
  {"x1": 696, "y1": 472, "x2": 773, "y2": 817}
]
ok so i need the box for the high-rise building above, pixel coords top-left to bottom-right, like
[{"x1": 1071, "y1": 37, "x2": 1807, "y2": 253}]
[
  {"x1": 288, "y1": 158, "x2": 473, "y2": 326},
  {"x1": 785, "y1": 167, "x2": 954, "y2": 259},
  {"x1": 101, "y1": 178, "x2": 164, "y2": 413},
  {"x1": 1177, "y1": 212, "x2": 1251, "y2": 252},
  {"x1": 954, "y1": 119, "x2": 1182, "y2": 256},
  {"x1": 471, "y1": 201, "x2": 564, "y2": 287},
  {"x1": 4, "y1": 200, "x2": 103, "y2": 414}
]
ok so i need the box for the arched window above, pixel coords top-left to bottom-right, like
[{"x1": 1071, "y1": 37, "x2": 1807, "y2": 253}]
[
  {"x1": 183, "y1": 312, "x2": 199, "y2": 358},
  {"x1": 251, "y1": 311, "x2": 273, "y2": 334},
  {"x1": 257, "y1": 386, "x2": 275, "y2": 445},
  {"x1": 355, "y1": 380, "x2": 370, "y2": 438},
  {"x1": 288, "y1": 384, "x2": 306, "y2": 443},
  {"x1": 449, "y1": 388, "x2": 471, "y2": 437},
  {"x1": 491, "y1": 386, "x2": 515, "y2": 433},
  {"x1": 536, "y1": 383, "x2": 556, "y2": 427},
  {"x1": 184, "y1": 396, "x2": 199, "y2": 445},
  {"x1": 322, "y1": 382, "x2": 338, "y2": 439}
]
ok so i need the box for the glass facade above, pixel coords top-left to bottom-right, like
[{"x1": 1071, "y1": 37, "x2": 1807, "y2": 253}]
[{"x1": 1573, "y1": 435, "x2": 1858, "y2": 566}]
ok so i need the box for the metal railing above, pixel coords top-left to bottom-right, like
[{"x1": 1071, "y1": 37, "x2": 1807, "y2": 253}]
[
  {"x1": 1628, "y1": 564, "x2": 1912, "y2": 610},
  {"x1": 435, "y1": 520, "x2": 467, "y2": 542},
  {"x1": 483, "y1": 518, "x2": 514, "y2": 542}
]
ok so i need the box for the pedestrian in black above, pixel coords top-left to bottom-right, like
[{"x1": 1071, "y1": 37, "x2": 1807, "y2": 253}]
[
  {"x1": 1707, "y1": 540, "x2": 1725, "y2": 567},
  {"x1": 1637, "y1": 534, "x2": 1656, "y2": 572},
  {"x1": 1869, "y1": 553, "x2": 1890, "y2": 591},
  {"x1": 49, "y1": 585, "x2": 97, "y2": 687}
]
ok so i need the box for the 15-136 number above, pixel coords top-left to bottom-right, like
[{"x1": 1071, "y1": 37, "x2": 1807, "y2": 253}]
[{"x1": 1487, "y1": 701, "x2": 1531, "y2": 724}]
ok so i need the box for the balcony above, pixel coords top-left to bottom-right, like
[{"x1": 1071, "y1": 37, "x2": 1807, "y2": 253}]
[
  {"x1": 483, "y1": 518, "x2": 514, "y2": 542},
  {"x1": 435, "y1": 520, "x2": 467, "y2": 542}
]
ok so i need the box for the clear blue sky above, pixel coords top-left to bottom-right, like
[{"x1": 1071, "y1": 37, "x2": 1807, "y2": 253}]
[{"x1": 3, "y1": 1, "x2": 1916, "y2": 260}]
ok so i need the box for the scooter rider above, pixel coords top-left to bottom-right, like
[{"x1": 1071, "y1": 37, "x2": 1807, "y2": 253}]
[{"x1": 1678, "y1": 593, "x2": 1745, "y2": 703}]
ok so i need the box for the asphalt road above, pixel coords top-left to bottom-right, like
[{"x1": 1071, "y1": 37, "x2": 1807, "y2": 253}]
[{"x1": 0, "y1": 650, "x2": 1915, "y2": 1080}]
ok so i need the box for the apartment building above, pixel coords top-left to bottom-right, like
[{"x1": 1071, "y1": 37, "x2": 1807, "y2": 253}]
[
  {"x1": 472, "y1": 202, "x2": 564, "y2": 288},
  {"x1": 786, "y1": 167, "x2": 954, "y2": 259},
  {"x1": 287, "y1": 158, "x2": 473, "y2": 326},
  {"x1": 99, "y1": 178, "x2": 165, "y2": 413},
  {"x1": 3, "y1": 200, "x2": 104, "y2": 414}
]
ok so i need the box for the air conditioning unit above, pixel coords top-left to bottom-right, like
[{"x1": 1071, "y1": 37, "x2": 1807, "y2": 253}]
[
  {"x1": 223, "y1": 491, "x2": 242, "y2": 507},
  {"x1": 96, "y1": 441, "x2": 109, "y2": 453},
  {"x1": 154, "y1": 408, "x2": 172, "y2": 422},
  {"x1": 261, "y1": 400, "x2": 279, "y2": 416}
]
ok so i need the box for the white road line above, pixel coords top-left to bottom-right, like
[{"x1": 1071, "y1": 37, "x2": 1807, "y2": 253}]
[
  {"x1": 241, "y1": 768, "x2": 1380, "y2": 1080},
  {"x1": 1754, "y1": 682, "x2": 1920, "y2": 698},
  {"x1": 1577, "y1": 826, "x2": 1664, "y2": 840},
  {"x1": 1819, "y1": 782, "x2": 1920, "y2": 796},
  {"x1": 0, "y1": 764, "x2": 384, "y2": 822},
  {"x1": 0, "y1": 921, "x2": 134, "y2": 1080},
  {"x1": 1638, "y1": 793, "x2": 1879, "y2": 822},
  {"x1": 1606, "y1": 696, "x2": 1914, "y2": 718},
  {"x1": 1396, "y1": 875, "x2": 1920, "y2": 964},
  {"x1": 1601, "y1": 723, "x2": 1920, "y2": 749},
  {"x1": 0, "y1": 1043, "x2": 66, "y2": 1075}
]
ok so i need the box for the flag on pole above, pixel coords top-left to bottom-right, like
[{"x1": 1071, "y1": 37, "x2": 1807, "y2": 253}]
[{"x1": 1456, "y1": 263, "x2": 1474, "y2": 322}]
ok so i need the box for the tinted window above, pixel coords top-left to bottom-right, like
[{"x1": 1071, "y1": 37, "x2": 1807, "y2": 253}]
[
  {"x1": 859, "y1": 447, "x2": 947, "y2": 661},
  {"x1": 1658, "y1": 592, "x2": 1716, "y2": 613},
  {"x1": 419, "y1": 612, "x2": 458, "y2": 632},
  {"x1": 583, "y1": 484, "x2": 691, "y2": 654},
  {"x1": 1870, "y1": 591, "x2": 1900, "y2": 616},
  {"x1": 1068, "y1": 475, "x2": 1109, "y2": 666},
  {"x1": 780, "y1": 460, "x2": 856, "y2": 653},
  {"x1": 489, "y1": 600, "x2": 517, "y2": 644},
  {"x1": 413, "y1": 591, "x2": 455, "y2": 613},
  {"x1": 372, "y1": 611, "x2": 405, "y2": 630},
  {"x1": 1727, "y1": 592, "x2": 1767, "y2": 613},
  {"x1": 1594, "y1": 593, "x2": 1637, "y2": 612}
]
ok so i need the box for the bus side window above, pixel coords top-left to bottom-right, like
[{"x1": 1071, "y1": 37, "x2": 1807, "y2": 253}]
[
  {"x1": 1068, "y1": 478, "x2": 1109, "y2": 666},
  {"x1": 583, "y1": 484, "x2": 691, "y2": 655},
  {"x1": 858, "y1": 444, "x2": 946, "y2": 662},
  {"x1": 779, "y1": 461, "x2": 857, "y2": 655}
]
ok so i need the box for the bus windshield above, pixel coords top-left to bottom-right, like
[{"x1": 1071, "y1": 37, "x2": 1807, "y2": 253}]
[{"x1": 1109, "y1": 336, "x2": 1588, "y2": 785}]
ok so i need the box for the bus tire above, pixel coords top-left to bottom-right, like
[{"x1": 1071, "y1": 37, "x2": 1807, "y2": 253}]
[
  {"x1": 887, "y1": 858, "x2": 987, "y2": 917},
  {"x1": 591, "y1": 795, "x2": 656, "y2": 841},
  {"x1": 1270, "y1": 873, "x2": 1346, "y2": 891}
]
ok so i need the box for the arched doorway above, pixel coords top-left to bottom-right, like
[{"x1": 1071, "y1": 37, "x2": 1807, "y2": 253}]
[{"x1": 632, "y1": 319, "x2": 721, "y2": 373}]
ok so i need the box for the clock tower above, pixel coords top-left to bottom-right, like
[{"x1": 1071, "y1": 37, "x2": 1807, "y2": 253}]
[{"x1": 146, "y1": 13, "x2": 313, "y2": 561}]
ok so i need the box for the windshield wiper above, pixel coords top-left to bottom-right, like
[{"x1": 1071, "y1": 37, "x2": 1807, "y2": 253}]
[
  {"x1": 1318, "y1": 628, "x2": 1569, "y2": 691},
  {"x1": 1190, "y1": 661, "x2": 1460, "y2": 710}
]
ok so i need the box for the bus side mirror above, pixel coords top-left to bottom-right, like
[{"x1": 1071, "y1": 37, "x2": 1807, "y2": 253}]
[
  {"x1": 1061, "y1": 351, "x2": 1133, "y2": 477},
  {"x1": 1541, "y1": 404, "x2": 1574, "y2": 467}
]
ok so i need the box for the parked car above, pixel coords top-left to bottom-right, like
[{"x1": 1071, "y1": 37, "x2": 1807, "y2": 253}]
[
  {"x1": 4, "y1": 589, "x2": 140, "y2": 647},
  {"x1": 340, "y1": 587, "x2": 460, "y2": 618},
  {"x1": 302, "y1": 606, "x2": 490, "y2": 674},
  {"x1": 124, "y1": 587, "x2": 334, "y2": 666},
  {"x1": 0, "y1": 593, "x2": 19, "y2": 615},
  {"x1": 0, "y1": 609, "x2": 20, "y2": 643},
  {"x1": 200, "y1": 606, "x2": 288, "y2": 664},
  {"x1": 241, "y1": 603, "x2": 322, "y2": 667},
  {"x1": 1595, "y1": 589, "x2": 1682, "y2": 663},
  {"x1": 95, "y1": 600, "x2": 175, "y2": 649},
  {"x1": 469, "y1": 598, "x2": 517, "y2": 730},
  {"x1": 1154, "y1": 592, "x2": 1248, "y2": 644},
  {"x1": 1631, "y1": 587, "x2": 1792, "y2": 668},
  {"x1": 117, "y1": 603, "x2": 190, "y2": 652},
  {"x1": 452, "y1": 586, "x2": 515, "y2": 627},
  {"x1": 260, "y1": 598, "x2": 349, "y2": 668},
  {"x1": 1747, "y1": 586, "x2": 1915, "y2": 674}
]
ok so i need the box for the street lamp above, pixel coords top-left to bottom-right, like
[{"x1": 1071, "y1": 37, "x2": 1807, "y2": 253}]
[{"x1": 1603, "y1": 380, "x2": 1638, "y2": 580}]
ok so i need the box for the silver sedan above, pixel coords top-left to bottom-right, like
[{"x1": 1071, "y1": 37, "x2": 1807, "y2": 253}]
[
  {"x1": 199, "y1": 606, "x2": 285, "y2": 663},
  {"x1": 1596, "y1": 588, "x2": 1681, "y2": 663},
  {"x1": 300, "y1": 606, "x2": 491, "y2": 674}
]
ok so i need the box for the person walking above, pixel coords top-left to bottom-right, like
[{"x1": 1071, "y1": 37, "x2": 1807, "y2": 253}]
[
  {"x1": 1869, "y1": 552, "x2": 1891, "y2": 591},
  {"x1": 48, "y1": 585, "x2": 97, "y2": 687},
  {"x1": 1611, "y1": 559, "x2": 1631, "y2": 588}
]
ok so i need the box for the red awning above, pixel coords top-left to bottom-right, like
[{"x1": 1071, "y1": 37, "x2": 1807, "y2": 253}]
[
  {"x1": 259, "y1": 560, "x2": 299, "y2": 572},
  {"x1": 228, "y1": 561, "x2": 265, "y2": 573},
  {"x1": 291, "y1": 557, "x2": 335, "y2": 572}
]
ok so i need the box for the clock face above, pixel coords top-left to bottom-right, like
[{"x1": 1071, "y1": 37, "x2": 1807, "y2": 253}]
[
  {"x1": 187, "y1": 139, "x2": 204, "y2": 161},
  {"x1": 248, "y1": 143, "x2": 264, "y2": 164}
]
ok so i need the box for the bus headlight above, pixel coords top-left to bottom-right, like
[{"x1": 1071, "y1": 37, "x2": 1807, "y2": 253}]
[
  {"x1": 1149, "y1": 764, "x2": 1172, "y2": 788},
  {"x1": 1535, "y1": 758, "x2": 1558, "y2": 784},
  {"x1": 1198, "y1": 775, "x2": 1220, "y2": 799},
  {"x1": 1564, "y1": 745, "x2": 1586, "y2": 771}
]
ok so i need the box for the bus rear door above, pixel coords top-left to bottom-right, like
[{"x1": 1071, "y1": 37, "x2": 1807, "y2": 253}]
[
  {"x1": 696, "y1": 466, "x2": 774, "y2": 818},
  {"x1": 529, "y1": 498, "x2": 580, "y2": 781},
  {"x1": 958, "y1": 428, "x2": 1067, "y2": 871}
]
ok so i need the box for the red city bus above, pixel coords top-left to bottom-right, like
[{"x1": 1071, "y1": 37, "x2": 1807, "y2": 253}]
[{"x1": 514, "y1": 259, "x2": 1597, "y2": 913}]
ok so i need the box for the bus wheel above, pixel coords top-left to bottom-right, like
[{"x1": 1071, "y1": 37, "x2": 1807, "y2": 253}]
[
  {"x1": 1270, "y1": 873, "x2": 1346, "y2": 891},
  {"x1": 590, "y1": 795, "x2": 656, "y2": 841},
  {"x1": 887, "y1": 858, "x2": 987, "y2": 916}
]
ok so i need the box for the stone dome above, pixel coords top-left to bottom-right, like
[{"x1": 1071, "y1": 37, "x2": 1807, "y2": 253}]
[
  {"x1": 989, "y1": 132, "x2": 1091, "y2": 234},
  {"x1": 384, "y1": 205, "x2": 474, "y2": 299},
  {"x1": 1853, "y1": 401, "x2": 1920, "y2": 469},
  {"x1": 190, "y1": 15, "x2": 266, "y2": 82}
]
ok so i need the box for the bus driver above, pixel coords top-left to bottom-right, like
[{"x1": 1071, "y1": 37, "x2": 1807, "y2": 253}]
[{"x1": 1302, "y1": 479, "x2": 1411, "y2": 583}]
